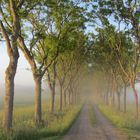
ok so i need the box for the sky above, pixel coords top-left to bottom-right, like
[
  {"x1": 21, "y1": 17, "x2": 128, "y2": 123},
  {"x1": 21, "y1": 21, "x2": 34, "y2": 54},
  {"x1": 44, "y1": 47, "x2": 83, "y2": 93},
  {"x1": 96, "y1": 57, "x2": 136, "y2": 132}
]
[{"x1": 0, "y1": 42, "x2": 34, "y2": 87}]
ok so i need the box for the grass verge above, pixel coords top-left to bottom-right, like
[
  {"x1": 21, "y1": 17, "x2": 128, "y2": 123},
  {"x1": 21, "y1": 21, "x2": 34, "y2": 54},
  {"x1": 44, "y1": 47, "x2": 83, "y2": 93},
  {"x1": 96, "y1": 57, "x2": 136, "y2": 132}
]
[
  {"x1": 99, "y1": 104, "x2": 140, "y2": 140},
  {"x1": 0, "y1": 105, "x2": 82, "y2": 140}
]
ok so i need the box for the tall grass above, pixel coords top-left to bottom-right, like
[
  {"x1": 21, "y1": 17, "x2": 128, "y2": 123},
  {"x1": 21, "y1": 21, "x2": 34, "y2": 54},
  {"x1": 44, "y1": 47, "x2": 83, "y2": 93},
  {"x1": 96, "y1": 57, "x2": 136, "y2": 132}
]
[
  {"x1": 0, "y1": 102, "x2": 82, "y2": 140},
  {"x1": 99, "y1": 104, "x2": 140, "y2": 139}
]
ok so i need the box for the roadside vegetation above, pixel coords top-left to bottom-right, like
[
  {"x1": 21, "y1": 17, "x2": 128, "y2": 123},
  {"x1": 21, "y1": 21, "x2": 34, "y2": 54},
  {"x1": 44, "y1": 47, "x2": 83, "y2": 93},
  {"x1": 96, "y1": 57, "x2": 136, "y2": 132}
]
[
  {"x1": 84, "y1": 0, "x2": 140, "y2": 139},
  {"x1": 0, "y1": 103, "x2": 82, "y2": 140},
  {"x1": 99, "y1": 105, "x2": 140, "y2": 139}
]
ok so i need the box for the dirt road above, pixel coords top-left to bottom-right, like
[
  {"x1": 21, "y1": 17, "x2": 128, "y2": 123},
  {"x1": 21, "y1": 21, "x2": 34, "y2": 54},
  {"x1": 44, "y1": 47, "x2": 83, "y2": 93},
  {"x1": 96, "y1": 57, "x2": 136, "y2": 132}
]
[{"x1": 63, "y1": 104, "x2": 128, "y2": 140}]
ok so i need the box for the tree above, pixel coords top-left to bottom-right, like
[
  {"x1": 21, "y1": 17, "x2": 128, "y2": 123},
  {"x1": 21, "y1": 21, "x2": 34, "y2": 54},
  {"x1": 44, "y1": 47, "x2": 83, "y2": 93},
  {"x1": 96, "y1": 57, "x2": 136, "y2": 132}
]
[
  {"x1": 92, "y1": 0, "x2": 140, "y2": 118},
  {"x1": 46, "y1": 60, "x2": 57, "y2": 113},
  {"x1": 0, "y1": 0, "x2": 23, "y2": 130},
  {"x1": 94, "y1": 24, "x2": 137, "y2": 116},
  {"x1": 108, "y1": 29, "x2": 138, "y2": 117},
  {"x1": 17, "y1": 15, "x2": 59, "y2": 124},
  {"x1": 17, "y1": 0, "x2": 86, "y2": 123},
  {"x1": 43, "y1": 0, "x2": 86, "y2": 112}
]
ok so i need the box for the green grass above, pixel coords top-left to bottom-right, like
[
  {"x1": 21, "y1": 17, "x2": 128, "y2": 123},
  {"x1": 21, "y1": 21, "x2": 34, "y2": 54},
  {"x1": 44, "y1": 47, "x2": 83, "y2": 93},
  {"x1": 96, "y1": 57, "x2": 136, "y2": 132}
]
[
  {"x1": 38, "y1": 105, "x2": 82, "y2": 138},
  {"x1": 41, "y1": 137, "x2": 62, "y2": 140},
  {"x1": 0, "y1": 103, "x2": 82, "y2": 140},
  {"x1": 40, "y1": 136, "x2": 62, "y2": 140},
  {"x1": 99, "y1": 104, "x2": 140, "y2": 139}
]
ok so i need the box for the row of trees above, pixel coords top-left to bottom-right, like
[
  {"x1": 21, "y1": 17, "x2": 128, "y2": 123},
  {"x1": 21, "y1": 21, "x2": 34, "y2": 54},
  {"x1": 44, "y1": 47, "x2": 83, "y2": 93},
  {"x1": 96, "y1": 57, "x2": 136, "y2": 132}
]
[
  {"x1": 88, "y1": 0, "x2": 140, "y2": 118},
  {"x1": 0, "y1": 0, "x2": 87, "y2": 131},
  {"x1": 0, "y1": 0, "x2": 139, "y2": 132}
]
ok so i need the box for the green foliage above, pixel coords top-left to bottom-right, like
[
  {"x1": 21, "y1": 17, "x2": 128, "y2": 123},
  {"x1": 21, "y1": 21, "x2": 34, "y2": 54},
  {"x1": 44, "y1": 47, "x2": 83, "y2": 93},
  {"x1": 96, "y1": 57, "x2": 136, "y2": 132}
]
[
  {"x1": 94, "y1": 0, "x2": 140, "y2": 37},
  {"x1": 87, "y1": 23, "x2": 135, "y2": 80}
]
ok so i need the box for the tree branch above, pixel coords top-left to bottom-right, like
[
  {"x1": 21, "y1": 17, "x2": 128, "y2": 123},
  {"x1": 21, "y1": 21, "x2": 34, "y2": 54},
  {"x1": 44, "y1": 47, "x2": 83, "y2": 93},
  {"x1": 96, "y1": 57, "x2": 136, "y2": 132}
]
[
  {"x1": 0, "y1": 20, "x2": 13, "y2": 56},
  {"x1": 0, "y1": 5, "x2": 12, "y2": 30}
]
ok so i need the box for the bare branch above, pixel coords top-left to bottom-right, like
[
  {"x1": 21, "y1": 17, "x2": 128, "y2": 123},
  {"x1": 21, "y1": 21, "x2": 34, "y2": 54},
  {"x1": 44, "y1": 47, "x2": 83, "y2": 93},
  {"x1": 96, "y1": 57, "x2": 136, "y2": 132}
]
[
  {"x1": 41, "y1": 47, "x2": 59, "y2": 77},
  {"x1": 18, "y1": 36, "x2": 37, "y2": 69}
]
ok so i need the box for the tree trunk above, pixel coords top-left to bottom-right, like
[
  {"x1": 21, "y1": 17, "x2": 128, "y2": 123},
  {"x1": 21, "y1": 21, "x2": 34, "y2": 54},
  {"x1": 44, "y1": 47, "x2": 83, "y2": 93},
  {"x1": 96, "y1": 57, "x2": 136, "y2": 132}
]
[
  {"x1": 74, "y1": 91, "x2": 77, "y2": 104},
  {"x1": 4, "y1": 55, "x2": 19, "y2": 130},
  {"x1": 112, "y1": 92, "x2": 115, "y2": 107},
  {"x1": 103, "y1": 93, "x2": 106, "y2": 103},
  {"x1": 117, "y1": 91, "x2": 121, "y2": 111},
  {"x1": 68, "y1": 91, "x2": 71, "y2": 106},
  {"x1": 51, "y1": 88, "x2": 55, "y2": 113},
  {"x1": 132, "y1": 85, "x2": 139, "y2": 118},
  {"x1": 123, "y1": 84, "x2": 127, "y2": 113},
  {"x1": 64, "y1": 90, "x2": 67, "y2": 107},
  {"x1": 34, "y1": 76, "x2": 42, "y2": 124},
  {"x1": 71, "y1": 91, "x2": 74, "y2": 105},
  {"x1": 106, "y1": 92, "x2": 109, "y2": 105},
  {"x1": 130, "y1": 79, "x2": 139, "y2": 118},
  {"x1": 70, "y1": 86, "x2": 75, "y2": 105},
  {"x1": 47, "y1": 69, "x2": 56, "y2": 113},
  {"x1": 105, "y1": 81, "x2": 110, "y2": 105},
  {"x1": 111, "y1": 81, "x2": 115, "y2": 107},
  {"x1": 60, "y1": 86, "x2": 63, "y2": 111}
]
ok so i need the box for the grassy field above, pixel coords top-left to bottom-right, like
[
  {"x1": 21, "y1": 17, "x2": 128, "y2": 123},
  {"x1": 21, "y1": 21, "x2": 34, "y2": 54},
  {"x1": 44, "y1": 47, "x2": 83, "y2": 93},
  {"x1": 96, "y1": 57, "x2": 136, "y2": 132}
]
[
  {"x1": 99, "y1": 104, "x2": 140, "y2": 139},
  {"x1": 0, "y1": 102, "x2": 82, "y2": 140}
]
